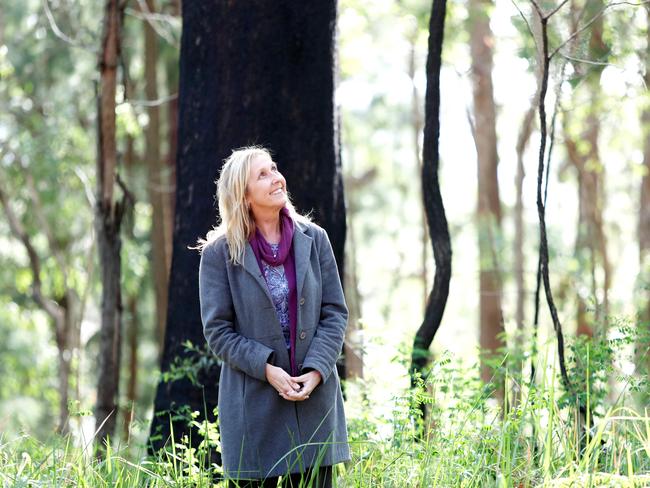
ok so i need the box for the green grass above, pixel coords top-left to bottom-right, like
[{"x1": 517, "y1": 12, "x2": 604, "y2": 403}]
[{"x1": 1, "y1": 342, "x2": 648, "y2": 487}]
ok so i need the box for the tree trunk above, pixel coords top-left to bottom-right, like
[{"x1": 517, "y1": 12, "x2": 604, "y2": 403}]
[
  {"x1": 123, "y1": 294, "x2": 139, "y2": 440},
  {"x1": 512, "y1": 94, "x2": 537, "y2": 408},
  {"x1": 162, "y1": 0, "x2": 179, "y2": 354},
  {"x1": 410, "y1": 0, "x2": 452, "y2": 398},
  {"x1": 342, "y1": 149, "x2": 365, "y2": 380},
  {"x1": 55, "y1": 299, "x2": 75, "y2": 434},
  {"x1": 142, "y1": 0, "x2": 172, "y2": 350},
  {"x1": 408, "y1": 24, "x2": 428, "y2": 312},
  {"x1": 468, "y1": 0, "x2": 504, "y2": 391},
  {"x1": 531, "y1": 2, "x2": 583, "y2": 427},
  {"x1": 637, "y1": 3, "x2": 650, "y2": 391},
  {"x1": 343, "y1": 220, "x2": 363, "y2": 379},
  {"x1": 165, "y1": 48, "x2": 178, "y2": 266},
  {"x1": 149, "y1": 0, "x2": 343, "y2": 454},
  {"x1": 520, "y1": 9, "x2": 544, "y2": 395},
  {"x1": 94, "y1": 0, "x2": 125, "y2": 449}
]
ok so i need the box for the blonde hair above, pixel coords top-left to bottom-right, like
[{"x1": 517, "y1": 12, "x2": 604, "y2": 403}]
[{"x1": 195, "y1": 146, "x2": 309, "y2": 265}]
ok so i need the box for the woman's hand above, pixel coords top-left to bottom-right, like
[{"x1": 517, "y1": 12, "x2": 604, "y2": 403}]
[
  {"x1": 265, "y1": 364, "x2": 303, "y2": 400},
  {"x1": 288, "y1": 370, "x2": 322, "y2": 401}
]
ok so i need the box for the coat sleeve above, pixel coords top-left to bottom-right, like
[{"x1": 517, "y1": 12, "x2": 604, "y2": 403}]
[
  {"x1": 198, "y1": 241, "x2": 274, "y2": 382},
  {"x1": 301, "y1": 227, "x2": 348, "y2": 383}
]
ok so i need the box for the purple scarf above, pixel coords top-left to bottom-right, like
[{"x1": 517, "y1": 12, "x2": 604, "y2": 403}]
[{"x1": 249, "y1": 207, "x2": 298, "y2": 375}]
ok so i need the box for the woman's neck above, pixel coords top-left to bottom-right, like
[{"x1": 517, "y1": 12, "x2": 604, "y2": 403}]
[{"x1": 253, "y1": 211, "x2": 281, "y2": 244}]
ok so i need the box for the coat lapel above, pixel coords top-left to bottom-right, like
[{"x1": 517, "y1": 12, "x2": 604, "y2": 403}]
[
  {"x1": 243, "y1": 241, "x2": 274, "y2": 305},
  {"x1": 293, "y1": 224, "x2": 313, "y2": 296},
  {"x1": 241, "y1": 224, "x2": 313, "y2": 303}
]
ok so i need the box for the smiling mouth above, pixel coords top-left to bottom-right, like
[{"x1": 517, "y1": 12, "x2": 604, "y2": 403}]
[{"x1": 271, "y1": 187, "x2": 284, "y2": 195}]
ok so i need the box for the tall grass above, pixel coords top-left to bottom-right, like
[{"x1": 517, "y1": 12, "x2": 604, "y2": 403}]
[{"x1": 1, "y1": 333, "x2": 648, "y2": 487}]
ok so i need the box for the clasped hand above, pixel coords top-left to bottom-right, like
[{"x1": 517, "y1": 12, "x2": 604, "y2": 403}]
[{"x1": 265, "y1": 364, "x2": 321, "y2": 401}]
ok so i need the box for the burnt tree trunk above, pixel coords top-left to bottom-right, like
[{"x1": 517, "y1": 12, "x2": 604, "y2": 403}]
[
  {"x1": 149, "y1": 1, "x2": 344, "y2": 454},
  {"x1": 410, "y1": 0, "x2": 452, "y2": 397},
  {"x1": 94, "y1": 0, "x2": 126, "y2": 450}
]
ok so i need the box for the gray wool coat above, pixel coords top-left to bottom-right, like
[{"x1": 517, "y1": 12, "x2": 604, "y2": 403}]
[{"x1": 198, "y1": 220, "x2": 351, "y2": 479}]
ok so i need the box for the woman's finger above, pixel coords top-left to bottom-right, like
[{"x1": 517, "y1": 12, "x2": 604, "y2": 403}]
[{"x1": 283, "y1": 379, "x2": 300, "y2": 392}]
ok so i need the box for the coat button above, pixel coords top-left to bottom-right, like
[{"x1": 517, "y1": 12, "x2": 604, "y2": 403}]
[
  {"x1": 299, "y1": 297, "x2": 305, "y2": 306},
  {"x1": 298, "y1": 363, "x2": 303, "y2": 370},
  {"x1": 299, "y1": 330, "x2": 306, "y2": 340}
]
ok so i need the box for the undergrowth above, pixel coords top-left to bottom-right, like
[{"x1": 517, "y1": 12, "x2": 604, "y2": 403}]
[{"x1": 1, "y1": 325, "x2": 649, "y2": 487}]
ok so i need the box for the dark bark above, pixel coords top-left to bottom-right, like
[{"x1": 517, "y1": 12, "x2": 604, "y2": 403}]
[
  {"x1": 530, "y1": 5, "x2": 590, "y2": 430},
  {"x1": 94, "y1": 0, "x2": 126, "y2": 449},
  {"x1": 535, "y1": 15, "x2": 572, "y2": 396},
  {"x1": 410, "y1": 0, "x2": 452, "y2": 390},
  {"x1": 149, "y1": 0, "x2": 343, "y2": 455},
  {"x1": 94, "y1": 202, "x2": 124, "y2": 446},
  {"x1": 512, "y1": 5, "x2": 543, "y2": 398}
]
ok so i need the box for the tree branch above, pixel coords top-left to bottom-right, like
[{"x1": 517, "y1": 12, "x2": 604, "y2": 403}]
[
  {"x1": 41, "y1": 0, "x2": 95, "y2": 52},
  {"x1": 19, "y1": 162, "x2": 70, "y2": 287},
  {"x1": 0, "y1": 178, "x2": 63, "y2": 323},
  {"x1": 550, "y1": 0, "x2": 650, "y2": 59}
]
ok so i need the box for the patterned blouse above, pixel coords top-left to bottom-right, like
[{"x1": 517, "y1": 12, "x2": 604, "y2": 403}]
[{"x1": 261, "y1": 243, "x2": 291, "y2": 349}]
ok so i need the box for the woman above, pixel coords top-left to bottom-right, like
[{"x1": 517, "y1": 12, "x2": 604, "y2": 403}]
[{"x1": 197, "y1": 146, "x2": 350, "y2": 487}]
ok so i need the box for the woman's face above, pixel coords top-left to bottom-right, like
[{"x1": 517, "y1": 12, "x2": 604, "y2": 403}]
[{"x1": 246, "y1": 153, "x2": 287, "y2": 216}]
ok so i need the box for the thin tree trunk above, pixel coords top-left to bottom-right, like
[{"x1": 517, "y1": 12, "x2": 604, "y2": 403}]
[
  {"x1": 164, "y1": 0, "x2": 179, "y2": 327},
  {"x1": 512, "y1": 94, "x2": 537, "y2": 408},
  {"x1": 165, "y1": 82, "x2": 177, "y2": 265},
  {"x1": 410, "y1": 0, "x2": 452, "y2": 409},
  {"x1": 637, "y1": 3, "x2": 650, "y2": 389},
  {"x1": 95, "y1": 0, "x2": 125, "y2": 449},
  {"x1": 142, "y1": 0, "x2": 171, "y2": 350},
  {"x1": 123, "y1": 294, "x2": 139, "y2": 440},
  {"x1": 342, "y1": 150, "x2": 367, "y2": 380},
  {"x1": 530, "y1": 4, "x2": 586, "y2": 428},
  {"x1": 408, "y1": 24, "x2": 428, "y2": 312},
  {"x1": 514, "y1": 103, "x2": 535, "y2": 327},
  {"x1": 343, "y1": 214, "x2": 363, "y2": 379},
  {"x1": 468, "y1": 0, "x2": 504, "y2": 393},
  {"x1": 55, "y1": 303, "x2": 73, "y2": 434}
]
